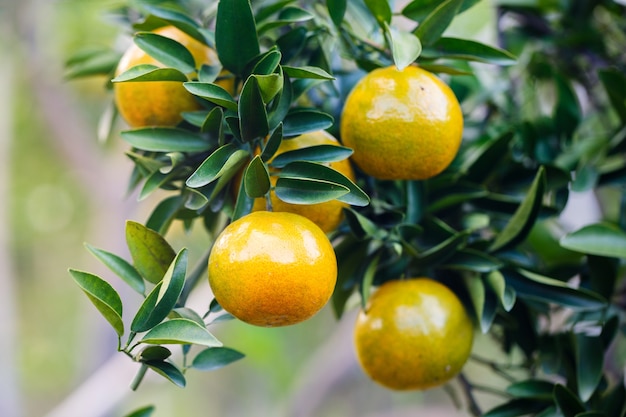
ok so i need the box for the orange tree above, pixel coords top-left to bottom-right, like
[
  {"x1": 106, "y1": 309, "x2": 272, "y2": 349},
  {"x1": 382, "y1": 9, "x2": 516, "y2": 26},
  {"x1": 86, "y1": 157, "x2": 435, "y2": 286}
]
[{"x1": 66, "y1": 0, "x2": 626, "y2": 416}]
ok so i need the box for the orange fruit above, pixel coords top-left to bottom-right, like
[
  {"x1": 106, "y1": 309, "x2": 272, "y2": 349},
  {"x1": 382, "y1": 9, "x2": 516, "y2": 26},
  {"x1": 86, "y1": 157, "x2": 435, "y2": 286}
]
[
  {"x1": 354, "y1": 278, "x2": 474, "y2": 390},
  {"x1": 249, "y1": 130, "x2": 355, "y2": 234},
  {"x1": 113, "y1": 25, "x2": 230, "y2": 128},
  {"x1": 208, "y1": 211, "x2": 338, "y2": 327},
  {"x1": 340, "y1": 65, "x2": 463, "y2": 180}
]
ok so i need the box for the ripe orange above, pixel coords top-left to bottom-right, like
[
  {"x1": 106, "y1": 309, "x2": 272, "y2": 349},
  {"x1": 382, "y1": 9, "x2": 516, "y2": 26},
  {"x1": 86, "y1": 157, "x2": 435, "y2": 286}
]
[
  {"x1": 340, "y1": 65, "x2": 463, "y2": 180},
  {"x1": 113, "y1": 25, "x2": 228, "y2": 128},
  {"x1": 208, "y1": 211, "x2": 338, "y2": 327},
  {"x1": 354, "y1": 278, "x2": 474, "y2": 390},
  {"x1": 249, "y1": 130, "x2": 355, "y2": 234}
]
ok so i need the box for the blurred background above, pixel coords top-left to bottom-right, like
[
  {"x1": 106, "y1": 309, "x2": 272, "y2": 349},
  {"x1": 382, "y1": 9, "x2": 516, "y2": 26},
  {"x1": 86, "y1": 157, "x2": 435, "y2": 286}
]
[{"x1": 0, "y1": 1, "x2": 520, "y2": 416}]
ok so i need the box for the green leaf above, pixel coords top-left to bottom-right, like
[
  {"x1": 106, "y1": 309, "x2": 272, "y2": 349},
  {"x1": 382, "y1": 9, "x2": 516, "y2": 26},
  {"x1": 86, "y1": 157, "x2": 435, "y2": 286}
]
[
  {"x1": 553, "y1": 73, "x2": 581, "y2": 139},
  {"x1": 244, "y1": 155, "x2": 271, "y2": 198},
  {"x1": 444, "y1": 249, "x2": 503, "y2": 273},
  {"x1": 275, "y1": 177, "x2": 349, "y2": 204},
  {"x1": 145, "y1": 195, "x2": 184, "y2": 236},
  {"x1": 171, "y1": 307, "x2": 206, "y2": 327},
  {"x1": 413, "y1": 231, "x2": 469, "y2": 267},
  {"x1": 485, "y1": 270, "x2": 515, "y2": 312},
  {"x1": 112, "y1": 64, "x2": 188, "y2": 83},
  {"x1": 278, "y1": 161, "x2": 369, "y2": 206},
  {"x1": 126, "y1": 220, "x2": 176, "y2": 284},
  {"x1": 599, "y1": 69, "x2": 626, "y2": 123},
  {"x1": 282, "y1": 65, "x2": 334, "y2": 80},
  {"x1": 138, "y1": 169, "x2": 178, "y2": 201},
  {"x1": 261, "y1": 124, "x2": 283, "y2": 162},
  {"x1": 402, "y1": 0, "x2": 480, "y2": 22},
  {"x1": 252, "y1": 49, "x2": 282, "y2": 75},
  {"x1": 186, "y1": 144, "x2": 249, "y2": 188},
  {"x1": 414, "y1": 0, "x2": 463, "y2": 46},
  {"x1": 463, "y1": 274, "x2": 486, "y2": 330},
  {"x1": 489, "y1": 167, "x2": 546, "y2": 252},
  {"x1": 257, "y1": 7, "x2": 314, "y2": 34},
  {"x1": 201, "y1": 107, "x2": 224, "y2": 140},
  {"x1": 270, "y1": 145, "x2": 353, "y2": 168},
  {"x1": 136, "y1": 346, "x2": 172, "y2": 362},
  {"x1": 85, "y1": 244, "x2": 145, "y2": 294},
  {"x1": 140, "y1": 318, "x2": 222, "y2": 347},
  {"x1": 327, "y1": 0, "x2": 347, "y2": 26},
  {"x1": 134, "y1": 32, "x2": 196, "y2": 74},
  {"x1": 283, "y1": 109, "x2": 334, "y2": 137},
  {"x1": 384, "y1": 23, "x2": 422, "y2": 71},
  {"x1": 183, "y1": 82, "x2": 237, "y2": 111},
  {"x1": 268, "y1": 76, "x2": 293, "y2": 130},
  {"x1": 560, "y1": 223, "x2": 626, "y2": 259},
  {"x1": 253, "y1": 73, "x2": 283, "y2": 105},
  {"x1": 364, "y1": 0, "x2": 392, "y2": 26},
  {"x1": 131, "y1": 249, "x2": 187, "y2": 332},
  {"x1": 192, "y1": 347, "x2": 245, "y2": 371},
  {"x1": 360, "y1": 254, "x2": 381, "y2": 308},
  {"x1": 344, "y1": 208, "x2": 387, "y2": 240},
  {"x1": 461, "y1": 131, "x2": 514, "y2": 182},
  {"x1": 504, "y1": 269, "x2": 606, "y2": 311},
  {"x1": 69, "y1": 269, "x2": 124, "y2": 337},
  {"x1": 506, "y1": 379, "x2": 555, "y2": 400},
  {"x1": 483, "y1": 398, "x2": 551, "y2": 417},
  {"x1": 576, "y1": 334, "x2": 604, "y2": 402},
  {"x1": 140, "y1": 4, "x2": 207, "y2": 45},
  {"x1": 64, "y1": 49, "x2": 122, "y2": 79},
  {"x1": 122, "y1": 128, "x2": 211, "y2": 153},
  {"x1": 123, "y1": 405, "x2": 155, "y2": 417},
  {"x1": 422, "y1": 37, "x2": 517, "y2": 65},
  {"x1": 145, "y1": 361, "x2": 186, "y2": 388},
  {"x1": 239, "y1": 76, "x2": 269, "y2": 142},
  {"x1": 554, "y1": 384, "x2": 586, "y2": 417},
  {"x1": 215, "y1": 0, "x2": 260, "y2": 75}
]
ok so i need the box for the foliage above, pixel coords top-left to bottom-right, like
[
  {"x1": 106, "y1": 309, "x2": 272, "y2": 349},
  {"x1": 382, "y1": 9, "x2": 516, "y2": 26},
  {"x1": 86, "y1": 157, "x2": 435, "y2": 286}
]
[{"x1": 66, "y1": 0, "x2": 626, "y2": 416}]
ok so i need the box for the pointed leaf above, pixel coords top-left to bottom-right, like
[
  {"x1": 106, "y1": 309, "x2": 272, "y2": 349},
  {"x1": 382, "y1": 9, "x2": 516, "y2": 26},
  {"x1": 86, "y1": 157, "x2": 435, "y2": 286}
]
[
  {"x1": 282, "y1": 65, "x2": 334, "y2": 80},
  {"x1": 270, "y1": 145, "x2": 353, "y2": 168},
  {"x1": 192, "y1": 347, "x2": 245, "y2": 371},
  {"x1": 576, "y1": 334, "x2": 604, "y2": 402},
  {"x1": 184, "y1": 82, "x2": 237, "y2": 111},
  {"x1": 327, "y1": 0, "x2": 347, "y2": 26},
  {"x1": 85, "y1": 243, "x2": 145, "y2": 294},
  {"x1": 485, "y1": 270, "x2": 515, "y2": 312},
  {"x1": 123, "y1": 405, "x2": 155, "y2": 417},
  {"x1": 483, "y1": 398, "x2": 551, "y2": 417},
  {"x1": 244, "y1": 155, "x2": 271, "y2": 198},
  {"x1": 69, "y1": 270, "x2": 124, "y2": 337},
  {"x1": 560, "y1": 223, "x2": 626, "y2": 258},
  {"x1": 140, "y1": 5, "x2": 207, "y2": 45},
  {"x1": 344, "y1": 208, "x2": 388, "y2": 240},
  {"x1": 364, "y1": 0, "x2": 392, "y2": 26},
  {"x1": 186, "y1": 144, "x2": 249, "y2": 188},
  {"x1": 506, "y1": 379, "x2": 555, "y2": 400},
  {"x1": 402, "y1": 0, "x2": 480, "y2": 22},
  {"x1": 252, "y1": 49, "x2": 282, "y2": 75},
  {"x1": 444, "y1": 248, "x2": 503, "y2": 273},
  {"x1": 112, "y1": 65, "x2": 188, "y2": 83},
  {"x1": 554, "y1": 384, "x2": 586, "y2": 417},
  {"x1": 360, "y1": 254, "x2": 381, "y2": 308},
  {"x1": 414, "y1": 0, "x2": 463, "y2": 46},
  {"x1": 282, "y1": 109, "x2": 333, "y2": 137},
  {"x1": 239, "y1": 76, "x2": 269, "y2": 142},
  {"x1": 145, "y1": 195, "x2": 184, "y2": 236},
  {"x1": 384, "y1": 23, "x2": 422, "y2": 70},
  {"x1": 134, "y1": 32, "x2": 196, "y2": 74},
  {"x1": 423, "y1": 37, "x2": 517, "y2": 65},
  {"x1": 126, "y1": 221, "x2": 176, "y2": 284},
  {"x1": 490, "y1": 167, "x2": 546, "y2": 252},
  {"x1": 64, "y1": 49, "x2": 121, "y2": 79},
  {"x1": 253, "y1": 73, "x2": 283, "y2": 104},
  {"x1": 275, "y1": 177, "x2": 349, "y2": 204},
  {"x1": 140, "y1": 318, "x2": 222, "y2": 347},
  {"x1": 413, "y1": 231, "x2": 469, "y2": 267},
  {"x1": 122, "y1": 128, "x2": 211, "y2": 153},
  {"x1": 145, "y1": 361, "x2": 186, "y2": 388},
  {"x1": 215, "y1": 0, "x2": 260, "y2": 75},
  {"x1": 261, "y1": 124, "x2": 283, "y2": 162}
]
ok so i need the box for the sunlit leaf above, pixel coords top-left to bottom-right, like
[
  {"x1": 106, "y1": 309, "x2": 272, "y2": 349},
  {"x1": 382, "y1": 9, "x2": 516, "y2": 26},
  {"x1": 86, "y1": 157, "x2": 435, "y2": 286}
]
[
  {"x1": 140, "y1": 318, "x2": 222, "y2": 347},
  {"x1": 85, "y1": 243, "x2": 145, "y2": 294},
  {"x1": 126, "y1": 221, "x2": 176, "y2": 284},
  {"x1": 560, "y1": 223, "x2": 626, "y2": 259},
  {"x1": 112, "y1": 65, "x2": 188, "y2": 83},
  {"x1": 184, "y1": 82, "x2": 237, "y2": 111},
  {"x1": 186, "y1": 144, "x2": 249, "y2": 188},
  {"x1": 413, "y1": 0, "x2": 463, "y2": 46},
  {"x1": 282, "y1": 65, "x2": 334, "y2": 80},
  {"x1": 384, "y1": 23, "x2": 422, "y2": 70},
  {"x1": 270, "y1": 145, "x2": 353, "y2": 168},
  {"x1": 134, "y1": 32, "x2": 196, "y2": 74},
  {"x1": 122, "y1": 128, "x2": 211, "y2": 153}
]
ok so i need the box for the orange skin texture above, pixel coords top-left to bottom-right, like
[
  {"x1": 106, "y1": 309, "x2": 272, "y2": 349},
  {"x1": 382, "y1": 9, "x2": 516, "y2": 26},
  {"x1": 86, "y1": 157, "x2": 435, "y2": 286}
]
[
  {"x1": 114, "y1": 26, "x2": 220, "y2": 128},
  {"x1": 340, "y1": 65, "x2": 464, "y2": 180},
  {"x1": 354, "y1": 278, "x2": 474, "y2": 390},
  {"x1": 208, "y1": 211, "x2": 338, "y2": 327},
  {"x1": 251, "y1": 130, "x2": 356, "y2": 234}
]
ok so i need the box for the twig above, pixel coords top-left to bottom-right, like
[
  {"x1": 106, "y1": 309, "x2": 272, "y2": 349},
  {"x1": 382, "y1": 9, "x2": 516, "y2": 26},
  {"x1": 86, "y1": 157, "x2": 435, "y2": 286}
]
[{"x1": 458, "y1": 372, "x2": 483, "y2": 417}]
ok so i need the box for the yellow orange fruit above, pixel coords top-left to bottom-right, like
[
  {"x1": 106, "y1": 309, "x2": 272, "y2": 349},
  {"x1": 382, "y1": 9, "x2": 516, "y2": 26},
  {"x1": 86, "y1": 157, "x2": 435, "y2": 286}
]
[
  {"x1": 340, "y1": 65, "x2": 463, "y2": 180},
  {"x1": 113, "y1": 25, "x2": 227, "y2": 128},
  {"x1": 250, "y1": 130, "x2": 355, "y2": 234},
  {"x1": 208, "y1": 211, "x2": 338, "y2": 327},
  {"x1": 354, "y1": 278, "x2": 474, "y2": 390}
]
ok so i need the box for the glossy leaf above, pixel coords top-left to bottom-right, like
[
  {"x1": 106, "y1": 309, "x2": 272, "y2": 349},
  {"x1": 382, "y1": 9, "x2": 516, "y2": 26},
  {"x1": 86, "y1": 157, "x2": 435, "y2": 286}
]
[
  {"x1": 112, "y1": 65, "x2": 188, "y2": 83},
  {"x1": 257, "y1": 7, "x2": 314, "y2": 33},
  {"x1": 171, "y1": 307, "x2": 205, "y2": 327},
  {"x1": 134, "y1": 32, "x2": 196, "y2": 74},
  {"x1": 244, "y1": 155, "x2": 271, "y2": 198},
  {"x1": 485, "y1": 270, "x2": 515, "y2": 312},
  {"x1": 261, "y1": 124, "x2": 283, "y2": 162},
  {"x1": 139, "y1": 169, "x2": 178, "y2": 201},
  {"x1": 267, "y1": 76, "x2": 293, "y2": 130},
  {"x1": 69, "y1": 270, "x2": 124, "y2": 337},
  {"x1": 384, "y1": 23, "x2": 422, "y2": 71},
  {"x1": 140, "y1": 318, "x2": 222, "y2": 347},
  {"x1": 413, "y1": 231, "x2": 469, "y2": 267},
  {"x1": 184, "y1": 82, "x2": 237, "y2": 111},
  {"x1": 136, "y1": 346, "x2": 172, "y2": 362},
  {"x1": 122, "y1": 128, "x2": 211, "y2": 153},
  {"x1": 239, "y1": 76, "x2": 269, "y2": 142},
  {"x1": 444, "y1": 249, "x2": 503, "y2": 273},
  {"x1": 145, "y1": 195, "x2": 184, "y2": 236},
  {"x1": 145, "y1": 361, "x2": 186, "y2": 388},
  {"x1": 253, "y1": 73, "x2": 283, "y2": 104},
  {"x1": 270, "y1": 145, "x2": 353, "y2": 168},
  {"x1": 282, "y1": 109, "x2": 334, "y2": 137},
  {"x1": 554, "y1": 384, "x2": 586, "y2": 417},
  {"x1": 275, "y1": 177, "x2": 349, "y2": 204},
  {"x1": 252, "y1": 49, "x2": 282, "y2": 75},
  {"x1": 489, "y1": 167, "x2": 546, "y2": 252},
  {"x1": 201, "y1": 107, "x2": 224, "y2": 140},
  {"x1": 126, "y1": 221, "x2": 176, "y2": 284},
  {"x1": 282, "y1": 65, "x2": 334, "y2": 80},
  {"x1": 483, "y1": 398, "x2": 550, "y2": 417},
  {"x1": 186, "y1": 144, "x2": 249, "y2": 188},
  {"x1": 85, "y1": 243, "x2": 145, "y2": 294},
  {"x1": 278, "y1": 161, "x2": 369, "y2": 206},
  {"x1": 131, "y1": 249, "x2": 187, "y2": 332},
  {"x1": 576, "y1": 334, "x2": 604, "y2": 402},
  {"x1": 192, "y1": 347, "x2": 245, "y2": 371},
  {"x1": 560, "y1": 223, "x2": 626, "y2": 259},
  {"x1": 123, "y1": 405, "x2": 155, "y2": 417},
  {"x1": 506, "y1": 379, "x2": 554, "y2": 400},
  {"x1": 344, "y1": 208, "x2": 388, "y2": 241},
  {"x1": 422, "y1": 37, "x2": 517, "y2": 65},
  {"x1": 215, "y1": 0, "x2": 260, "y2": 75},
  {"x1": 414, "y1": 0, "x2": 463, "y2": 46},
  {"x1": 327, "y1": 0, "x2": 347, "y2": 26},
  {"x1": 461, "y1": 131, "x2": 514, "y2": 182}
]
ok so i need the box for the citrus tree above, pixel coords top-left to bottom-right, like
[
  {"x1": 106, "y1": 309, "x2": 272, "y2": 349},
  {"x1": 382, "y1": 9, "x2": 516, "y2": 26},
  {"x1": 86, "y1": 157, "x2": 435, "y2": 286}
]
[{"x1": 65, "y1": 0, "x2": 626, "y2": 416}]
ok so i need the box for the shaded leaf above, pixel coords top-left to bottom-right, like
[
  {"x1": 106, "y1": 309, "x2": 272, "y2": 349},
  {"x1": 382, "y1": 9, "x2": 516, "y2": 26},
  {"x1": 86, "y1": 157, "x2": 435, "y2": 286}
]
[
  {"x1": 261, "y1": 124, "x2": 283, "y2": 162},
  {"x1": 344, "y1": 208, "x2": 388, "y2": 240},
  {"x1": 576, "y1": 334, "x2": 604, "y2": 402},
  {"x1": 554, "y1": 384, "x2": 586, "y2": 417},
  {"x1": 122, "y1": 128, "x2": 211, "y2": 153},
  {"x1": 126, "y1": 221, "x2": 176, "y2": 284},
  {"x1": 599, "y1": 69, "x2": 626, "y2": 123},
  {"x1": 140, "y1": 318, "x2": 222, "y2": 347},
  {"x1": 506, "y1": 379, "x2": 555, "y2": 400},
  {"x1": 215, "y1": 0, "x2": 260, "y2": 75},
  {"x1": 275, "y1": 177, "x2": 349, "y2": 204},
  {"x1": 85, "y1": 243, "x2": 145, "y2": 294},
  {"x1": 192, "y1": 347, "x2": 245, "y2": 371},
  {"x1": 444, "y1": 249, "x2": 503, "y2": 273},
  {"x1": 560, "y1": 223, "x2": 626, "y2": 259},
  {"x1": 282, "y1": 109, "x2": 334, "y2": 137},
  {"x1": 239, "y1": 76, "x2": 269, "y2": 142},
  {"x1": 244, "y1": 155, "x2": 271, "y2": 198},
  {"x1": 327, "y1": 0, "x2": 347, "y2": 26},
  {"x1": 145, "y1": 360, "x2": 186, "y2": 388},
  {"x1": 414, "y1": 0, "x2": 463, "y2": 46},
  {"x1": 270, "y1": 145, "x2": 353, "y2": 168},
  {"x1": 69, "y1": 270, "x2": 124, "y2": 337},
  {"x1": 145, "y1": 195, "x2": 184, "y2": 236},
  {"x1": 483, "y1": 398, "x2": 550, "y2": 417},
  {"x1": 123, "y1": 405, "x2": 155, "y2": 417},
  {"x1": 136, "y1": 346, "x2": 172, "y2": 362},
  {"x1": 485, "y1": 270, "x2": 515, "y2": 312},
  {"x1": 186, "y1": 144, "x2": 249, "y2": 188},
  {"x1": 64, "y1": 49, "x2": 122, "y2": 79}
]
